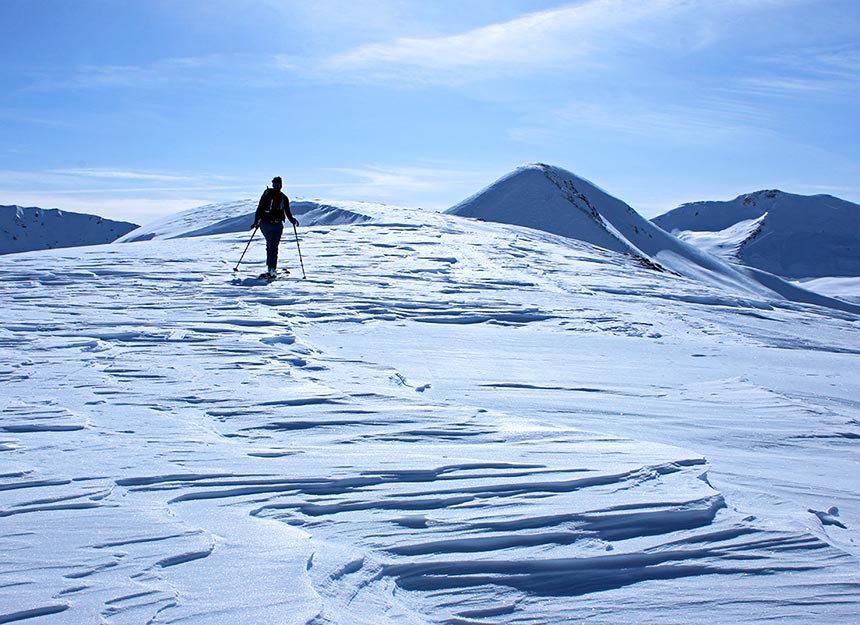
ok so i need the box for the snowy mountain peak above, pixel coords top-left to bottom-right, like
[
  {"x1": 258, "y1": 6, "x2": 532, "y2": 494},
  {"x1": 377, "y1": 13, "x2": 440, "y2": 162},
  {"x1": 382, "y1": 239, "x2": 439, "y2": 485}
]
[
  {"x1": 446, "y1": 163, "x2": 653, "y2": 258},
  {"x1": 653, "y1": 190, "x2": 860, "y2": 279},
  {"x1": 741, "y1": 189, "x2": 783, "y2": 206}
]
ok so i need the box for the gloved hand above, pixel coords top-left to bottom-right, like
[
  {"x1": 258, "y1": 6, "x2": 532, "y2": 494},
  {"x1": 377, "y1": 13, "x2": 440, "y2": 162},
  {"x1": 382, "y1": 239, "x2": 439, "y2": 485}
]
[{"x1": 291, "y1": 218, "x2": 299, "y2": 227}]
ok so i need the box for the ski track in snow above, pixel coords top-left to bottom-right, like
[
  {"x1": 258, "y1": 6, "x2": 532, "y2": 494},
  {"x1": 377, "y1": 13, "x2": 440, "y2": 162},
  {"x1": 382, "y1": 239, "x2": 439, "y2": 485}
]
[{"x1": 1, "y1": 209, "x2": 859, "y2": 624}]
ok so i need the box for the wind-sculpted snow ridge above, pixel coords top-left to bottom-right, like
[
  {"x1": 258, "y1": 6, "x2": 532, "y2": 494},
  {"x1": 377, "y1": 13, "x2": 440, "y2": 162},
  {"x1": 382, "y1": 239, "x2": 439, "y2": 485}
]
[
  {"x1": 1, "y1": 204, "x2": 858, "y2": 624},
  {"x1": 117, "y1": 199, "x2": 374, "y2": 242}
]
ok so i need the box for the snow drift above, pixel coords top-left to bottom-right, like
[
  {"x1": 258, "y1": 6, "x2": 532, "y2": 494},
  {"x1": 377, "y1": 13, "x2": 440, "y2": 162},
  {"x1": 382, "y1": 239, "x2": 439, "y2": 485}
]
[
  {"x1": 446, "y1": 164, "x2": 860, "y2": 313},
  {"x1": 0, "y1": 204, "x2": 138, "y2": 255},
  {"x1": 118, "y1": 199, "x2": 373, "y2": 242},
  {"x1": 652, "y1": 190, "x2": 860, "y2": 279}
]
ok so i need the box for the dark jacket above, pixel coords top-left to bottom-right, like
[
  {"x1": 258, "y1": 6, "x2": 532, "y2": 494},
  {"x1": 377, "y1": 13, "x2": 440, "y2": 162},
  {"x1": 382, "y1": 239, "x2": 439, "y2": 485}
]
[{"x1": 255, "y1": 188, "x2": 297, "y2": 225}]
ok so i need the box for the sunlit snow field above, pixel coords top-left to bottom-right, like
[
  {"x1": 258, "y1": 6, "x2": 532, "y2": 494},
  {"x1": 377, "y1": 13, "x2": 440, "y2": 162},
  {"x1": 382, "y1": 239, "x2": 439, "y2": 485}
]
[{"x1": 1, "y1": 196, "x2": 858, "y2": 624}]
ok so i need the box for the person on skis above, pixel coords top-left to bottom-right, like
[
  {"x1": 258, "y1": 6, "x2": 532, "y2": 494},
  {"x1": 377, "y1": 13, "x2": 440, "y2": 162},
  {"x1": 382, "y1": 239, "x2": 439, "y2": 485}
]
[{"x1": 254, "y1": 176, "x2": 298, "y2": 277}]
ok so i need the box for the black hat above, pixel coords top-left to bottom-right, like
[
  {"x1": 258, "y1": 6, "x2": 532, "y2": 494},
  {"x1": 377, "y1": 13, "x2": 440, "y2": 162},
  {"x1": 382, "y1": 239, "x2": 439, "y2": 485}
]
[{"x1": 272, "y1": 176, "x2": 282, "y2": 186}]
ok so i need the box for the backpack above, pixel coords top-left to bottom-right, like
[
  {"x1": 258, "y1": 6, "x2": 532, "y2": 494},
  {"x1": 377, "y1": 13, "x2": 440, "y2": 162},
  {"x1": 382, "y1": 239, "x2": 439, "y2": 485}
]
[{"x1": 261, "y1": 188, "x2": 285, "y2": 222}]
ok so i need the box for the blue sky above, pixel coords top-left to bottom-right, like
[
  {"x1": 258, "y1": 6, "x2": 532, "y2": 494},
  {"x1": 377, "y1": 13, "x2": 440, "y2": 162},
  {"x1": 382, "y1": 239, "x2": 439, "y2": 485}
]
[{"x1": 2, "y1": 0, "x2": 859, "y2": 225}]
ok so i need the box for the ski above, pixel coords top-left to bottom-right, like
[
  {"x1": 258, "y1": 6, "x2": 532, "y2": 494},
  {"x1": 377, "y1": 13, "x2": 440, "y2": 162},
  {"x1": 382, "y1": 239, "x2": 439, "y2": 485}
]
[
  {"x1": 256, "y1": 269, "x2": 291, "y2": 281},
  {"x1": 231, "y1": 268, "x2": 295, "y2": 286}
]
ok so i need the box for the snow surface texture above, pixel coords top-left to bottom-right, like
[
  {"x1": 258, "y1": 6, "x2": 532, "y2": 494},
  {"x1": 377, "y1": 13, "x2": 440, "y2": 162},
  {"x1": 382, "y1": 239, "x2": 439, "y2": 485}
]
[
  {"x1": 0, "y1": 205, "x2": 138, "y2": 255},
  {"x1": 652, "y1": 190, "x2": 860, "y2": 280},
  {"x1": 1, "y1": 181, "x2": 859, "y2": 623}
]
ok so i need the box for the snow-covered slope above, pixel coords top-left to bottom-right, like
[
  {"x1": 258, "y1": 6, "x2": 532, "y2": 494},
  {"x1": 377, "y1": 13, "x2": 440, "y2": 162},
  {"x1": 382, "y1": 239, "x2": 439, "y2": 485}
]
[
  {"x1": 447, "y1": 163, "x2": 646, "y2": 256},
  {"x1": 1, "y1": 200, "x2": 859, "y2": 624},
  {"x1": 446, "y1": 164, "x2": 860, "y2": 313},
  {"x1": 0, "y1": 204, "x2": 138, "y2": 255},
  {"x1": 118, "y1": 199, "x2": 373, "y2": 242},
  {"x1": 795, "y1": 276, "x2": 860, "y2": 304},
  {"x1": 653, "y1": 190, "x2": 860, "y2": 279}
]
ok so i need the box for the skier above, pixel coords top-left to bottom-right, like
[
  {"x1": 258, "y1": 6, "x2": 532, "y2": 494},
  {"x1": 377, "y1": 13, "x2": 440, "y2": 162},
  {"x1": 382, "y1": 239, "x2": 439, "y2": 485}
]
[{"x1": 254, "y1": 176, "x2": 298, "y2": 277}]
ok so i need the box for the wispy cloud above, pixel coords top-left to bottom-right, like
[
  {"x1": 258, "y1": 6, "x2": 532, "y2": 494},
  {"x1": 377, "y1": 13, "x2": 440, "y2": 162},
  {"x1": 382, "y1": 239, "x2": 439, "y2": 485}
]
[
  {"x1": 320, "y1": 165, "x2": 487, "y2": 206},
  {"x1": 0, "y1": 167, "x2": 253, "y2": 214},
  {"x1": 26, "y1": 54, "x2": 290, "y2": 92},
  {"x1": 51, "y1": 168, "x2": 196, "y2": 182},
  {"x1": 318, "y1": 0, "x2": 805, "y2": 86},
  {"x1": 327, "y1": 166, "x2": 450, "y2": 195},
  {"x1": 321, "y1": 0, "x2": 644, "y2": 85},
  {"x1": 511, "y1": 95, "x2": 775, "y2": 145},
  {"x1": 24, "y1": 0, "x2": 815, "y2": 95},
  {"x1": 796, "y1": 183, "x2": 860, "y2": 196},
  {"x1": 740, "y1": 76, "x2": 847, "y2": 96},
  {"x1": 740, "y1": 45, "x2": 860, "y2": 98},
  {"x1": 0, "y1": 167, "x2": 248, "y2": 192},
  {"x1": 0, "y1": 108, "x2": 82, "y2": 129},
  {"x1": 762, "y1": 45, "x2": 860, "y2": 80}
]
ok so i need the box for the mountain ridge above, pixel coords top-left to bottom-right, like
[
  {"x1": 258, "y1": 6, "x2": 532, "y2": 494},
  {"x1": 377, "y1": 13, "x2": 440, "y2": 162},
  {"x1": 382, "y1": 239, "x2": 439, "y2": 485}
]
[
  {"x1": 444, "y1": 164, "x2": 860, "y2": 313},
  {"x1": 1, "y1": 205, "x2": 138, "y2": 255},
  {"x1": 652, "y1": 189, "x2": 860, "y2": 279}
]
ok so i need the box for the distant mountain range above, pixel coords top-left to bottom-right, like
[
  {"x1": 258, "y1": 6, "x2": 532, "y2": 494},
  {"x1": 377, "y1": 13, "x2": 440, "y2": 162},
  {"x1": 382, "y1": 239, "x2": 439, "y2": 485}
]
[
  {"x1": 652, "y1": 190, "x2": 860, "y2": 280},
  {"x1": 4, "y1": 167, "x2": 858, "y2": 309},
  {"x1": 1, "y1": 205, "x2": 138, "y2": 255},
  {"x1": 445, "y1": 164, "x2": 858, "y2": 313}
]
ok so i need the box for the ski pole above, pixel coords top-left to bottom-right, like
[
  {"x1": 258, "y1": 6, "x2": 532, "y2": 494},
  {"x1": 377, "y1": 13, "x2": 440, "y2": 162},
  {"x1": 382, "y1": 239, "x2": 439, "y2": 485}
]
[
  {"x1": 293, "y1": 222, "x2": 306, "y2": 279},
  {"x1": 233, "y1": 226, "x2": 258, "y2": 272}
]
